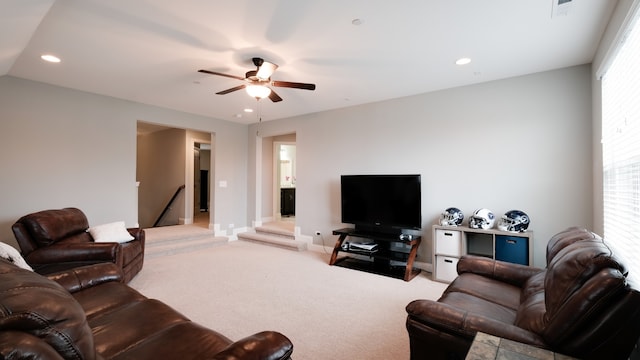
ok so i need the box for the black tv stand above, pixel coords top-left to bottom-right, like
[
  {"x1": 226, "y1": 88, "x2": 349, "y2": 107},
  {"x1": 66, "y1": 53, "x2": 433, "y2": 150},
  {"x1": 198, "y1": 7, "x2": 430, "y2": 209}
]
[{"x1": 329, "y1": 228, "x2": 422, "y2": 281}]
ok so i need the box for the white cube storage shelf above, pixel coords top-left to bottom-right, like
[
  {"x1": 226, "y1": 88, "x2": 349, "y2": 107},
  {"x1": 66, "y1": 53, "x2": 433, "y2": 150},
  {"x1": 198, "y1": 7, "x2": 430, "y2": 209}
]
[{"x1": 432, "y1": 225, "x2": 533, "y2": 283}]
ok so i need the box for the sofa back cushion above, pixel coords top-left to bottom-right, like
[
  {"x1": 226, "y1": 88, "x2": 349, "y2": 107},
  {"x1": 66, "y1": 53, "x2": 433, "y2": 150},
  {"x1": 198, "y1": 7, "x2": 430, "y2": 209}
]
[
  {"x1": 0, "y1": 258, "x2": 95, "y2": 359},
  {"x1": 541, "y1": 228, "x2": 640, "y2": 358},
  {"x1": 545, "y1": 236, "x2": 626, "y2": 311},
  {"x1": 545, "y1": 226, "x2": 603, "y2": 265},
  {"x1": 16, "y1": 207, "x2": 90, "y2": 247}
]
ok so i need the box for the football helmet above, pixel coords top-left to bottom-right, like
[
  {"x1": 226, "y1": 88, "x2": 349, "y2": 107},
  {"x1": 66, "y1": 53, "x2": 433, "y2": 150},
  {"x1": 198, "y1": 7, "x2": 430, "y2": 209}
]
[
  {"x1": 468, "y1": 208, "x2": 495, "y2": 229},
  {"x1": 439, "y1": 207, "x2": 464, "y2": 226},
  {"x1": 498, "y1": 210, "x2": 530, "y2": 232}
]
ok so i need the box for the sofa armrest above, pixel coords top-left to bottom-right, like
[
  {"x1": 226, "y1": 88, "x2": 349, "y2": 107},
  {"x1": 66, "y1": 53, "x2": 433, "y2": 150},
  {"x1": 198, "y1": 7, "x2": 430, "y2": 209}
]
[
  {"x1": 406, "y1": 299, "x2": 546, "y2": 347},
  {"x1": 0, "y1": 331, "x2": 65, "y2": 359},
  {"x1": 212, "y1": 331, "x2": 293, "y2": 360},
  {"x1": 457, "y1": 255, "x2": 544, "y2": 287},
  {"x1": 25, "y1": 242, "x2": 120, "y2": 264},
  {"x1": 47, "y1": 262, "x2": 123, "y2": 293}
]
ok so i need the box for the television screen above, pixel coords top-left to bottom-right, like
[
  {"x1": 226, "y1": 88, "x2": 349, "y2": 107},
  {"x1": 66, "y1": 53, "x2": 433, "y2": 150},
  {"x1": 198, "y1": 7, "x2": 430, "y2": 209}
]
[{"x1": 341, "y1": 174, "x2": 422, "y2": 233}]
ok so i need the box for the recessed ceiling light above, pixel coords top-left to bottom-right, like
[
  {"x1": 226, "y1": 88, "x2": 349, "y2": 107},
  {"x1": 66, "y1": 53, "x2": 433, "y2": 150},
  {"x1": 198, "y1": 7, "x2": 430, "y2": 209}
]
[
  {"x1": 455, "y1": 57, "x2": 471, "y2": 65},
  {"x1": 352, "y1": 18, "x2": 363, "y2": 26},
  {"x1": 244, "y1": 108, "x2": 254, "y2": 113},
  {"x1": 40, "y1": 54, "x2": 61, "y2": 63}
]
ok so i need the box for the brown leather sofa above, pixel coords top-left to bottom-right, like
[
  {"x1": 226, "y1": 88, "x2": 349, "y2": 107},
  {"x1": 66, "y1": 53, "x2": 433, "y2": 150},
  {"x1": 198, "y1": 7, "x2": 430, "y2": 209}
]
[
  {"x1": 0, "y1": 258, "x2": 293, "y2": 359},
  {"x1": 12, "y1": 207, "x2": 144, "y2": 283},
  {"x1": 406, "y1": 227, "x2": 640, "y2": 360}
]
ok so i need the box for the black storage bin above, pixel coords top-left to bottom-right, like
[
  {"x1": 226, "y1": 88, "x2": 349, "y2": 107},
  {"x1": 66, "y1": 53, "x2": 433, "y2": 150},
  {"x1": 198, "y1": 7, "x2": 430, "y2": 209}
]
[{"x1": 495, "y1": 235, "x2": 528, "y2": 265}]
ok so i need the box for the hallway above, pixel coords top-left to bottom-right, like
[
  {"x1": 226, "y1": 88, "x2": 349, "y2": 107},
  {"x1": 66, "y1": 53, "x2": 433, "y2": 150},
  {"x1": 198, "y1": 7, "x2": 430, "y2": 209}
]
[{"x1": 193, "y1": 211, "x2": 209, "y2": 228}]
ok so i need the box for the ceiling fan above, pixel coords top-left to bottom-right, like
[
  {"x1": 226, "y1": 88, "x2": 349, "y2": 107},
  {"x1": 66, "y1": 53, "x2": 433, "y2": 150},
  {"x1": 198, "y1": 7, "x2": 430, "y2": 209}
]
[{"x1": 198, "y1": 57, "x2": 316, "y2": 102}]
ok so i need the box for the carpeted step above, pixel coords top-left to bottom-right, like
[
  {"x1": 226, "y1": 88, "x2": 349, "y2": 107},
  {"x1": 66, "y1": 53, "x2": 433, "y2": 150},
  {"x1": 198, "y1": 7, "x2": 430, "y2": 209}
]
[
  {"x1": 237, "y1": 232, "x2": 307, "y2": 251},
  {"x1": 144, "y1": 225, "x2": 228, "y2": 258},
  {"x1": 254, "y1": 226, "x2": 296, "y2": 239},
  {"x1": 144, "y1": 225, "x2": 217, "y2": 243},
  {"x1": 145, "y1": 236, "x2": 228, "y2": 258}
]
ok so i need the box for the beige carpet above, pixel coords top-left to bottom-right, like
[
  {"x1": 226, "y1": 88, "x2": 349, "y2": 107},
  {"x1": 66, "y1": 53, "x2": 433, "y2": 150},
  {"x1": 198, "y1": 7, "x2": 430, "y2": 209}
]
[{"x1": 129, "y1": 240, "x2": 447, "y2": 360}]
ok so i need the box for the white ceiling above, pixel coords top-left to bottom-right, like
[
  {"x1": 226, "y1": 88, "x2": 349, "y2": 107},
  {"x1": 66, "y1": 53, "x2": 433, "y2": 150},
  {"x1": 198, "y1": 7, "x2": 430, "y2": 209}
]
[{"x1": 1, "y1": 0, "x2": 617, "y2": 124}]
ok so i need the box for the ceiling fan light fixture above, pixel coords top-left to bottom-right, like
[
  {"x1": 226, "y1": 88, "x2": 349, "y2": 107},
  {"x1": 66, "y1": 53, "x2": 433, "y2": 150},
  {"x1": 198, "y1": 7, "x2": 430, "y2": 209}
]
[
  {"x1": 199, "y1": 57, "x2": 314, "y2": 103},
  {"x1": 246, "y1": 85, "x2": 271, "y2": 99},
  {"x1": 256, "y1": 61, "x2": 278, "y2": 80}
]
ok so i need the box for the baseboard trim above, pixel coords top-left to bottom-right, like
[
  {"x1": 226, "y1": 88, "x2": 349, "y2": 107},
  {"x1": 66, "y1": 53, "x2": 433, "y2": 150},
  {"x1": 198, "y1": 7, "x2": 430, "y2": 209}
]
[{"x1": 414, "y1": 260, "x2": 433, "y2": 273}]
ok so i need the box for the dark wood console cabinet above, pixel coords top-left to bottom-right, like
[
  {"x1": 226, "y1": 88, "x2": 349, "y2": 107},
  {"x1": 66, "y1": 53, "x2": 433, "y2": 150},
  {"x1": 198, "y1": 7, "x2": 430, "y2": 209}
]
[{"x1": 329, "y1": 228, "x2": 422, "y2": 281}]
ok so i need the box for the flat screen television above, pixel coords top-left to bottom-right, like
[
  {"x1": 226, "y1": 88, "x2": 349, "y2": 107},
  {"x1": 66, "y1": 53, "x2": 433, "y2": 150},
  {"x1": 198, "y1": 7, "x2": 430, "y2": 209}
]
[{"x1": 340, "y1": 174, "x2": 422, "y2": 234}]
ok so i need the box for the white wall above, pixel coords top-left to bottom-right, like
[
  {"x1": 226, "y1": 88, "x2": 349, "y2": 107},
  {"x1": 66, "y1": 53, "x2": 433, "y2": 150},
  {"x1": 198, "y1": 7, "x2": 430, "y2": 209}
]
[
  {"x1": 0, "y1": 76, "x2": 247, "y2": 247},
  {"x1": 249, "y1": 65, "x2": 593, "y2": 267}
]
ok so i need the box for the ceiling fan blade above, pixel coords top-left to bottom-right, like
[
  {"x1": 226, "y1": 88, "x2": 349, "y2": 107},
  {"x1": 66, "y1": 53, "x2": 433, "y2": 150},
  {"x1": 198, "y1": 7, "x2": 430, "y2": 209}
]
[
  {"x1": 198, "y1": 69, "x2": 245, "y2": 81},
  {"x1": 271, "y1": 80, "x2": 316, "y2": 91},
  {"x1": 216, "y1": 84, "x2": 246, "y2": 95},
  {"x1": 256, "y1": 61, "x2": 278, "y2": 80},
  {"x1": 268, "y1": 89, "x2": 283, "y2": 102}
]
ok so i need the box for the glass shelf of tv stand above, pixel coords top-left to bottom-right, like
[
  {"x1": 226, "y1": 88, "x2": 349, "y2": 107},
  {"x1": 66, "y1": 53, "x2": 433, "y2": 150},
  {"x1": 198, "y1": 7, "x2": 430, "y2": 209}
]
[
  {"x1": 339, "y1": 247, "x2": 411, "y2": 261},
  {"x1": 329, "y1": 228, "x2": 422, "y2": 281},
  {"x1": 333, "y1": 258, "x2": 418, "y2": 281}
]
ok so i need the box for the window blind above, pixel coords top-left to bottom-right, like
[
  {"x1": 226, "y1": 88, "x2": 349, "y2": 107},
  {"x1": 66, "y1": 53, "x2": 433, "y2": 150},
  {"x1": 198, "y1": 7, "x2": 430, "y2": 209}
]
[{"x1": 602, "y1": 12, "x2": 640, "y2": 287}]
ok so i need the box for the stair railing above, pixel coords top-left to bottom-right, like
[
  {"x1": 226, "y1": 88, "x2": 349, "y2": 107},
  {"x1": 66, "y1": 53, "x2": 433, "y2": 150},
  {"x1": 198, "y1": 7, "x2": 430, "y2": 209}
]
[{"x1": 153, "y1": 184, "x2": 185, "y2": 227}]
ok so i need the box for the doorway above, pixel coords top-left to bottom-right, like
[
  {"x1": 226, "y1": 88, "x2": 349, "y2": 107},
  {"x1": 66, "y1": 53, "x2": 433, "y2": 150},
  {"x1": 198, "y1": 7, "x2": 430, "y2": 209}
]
[
  {"x1": 275, "y1": 142, "x2": 296, "y2": 222},
  {"x1": 136, "y1": 121, "x2": 213, "y2": 229},
  {"x1": 194, "y1": 142, "x2": 211, "y2": 228}
]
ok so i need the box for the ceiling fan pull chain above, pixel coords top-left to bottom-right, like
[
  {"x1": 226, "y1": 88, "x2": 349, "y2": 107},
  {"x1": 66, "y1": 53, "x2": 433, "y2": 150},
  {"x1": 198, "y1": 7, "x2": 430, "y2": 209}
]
[{"x1": 256, "y1": 99, "x2": 262, "y2": 137}]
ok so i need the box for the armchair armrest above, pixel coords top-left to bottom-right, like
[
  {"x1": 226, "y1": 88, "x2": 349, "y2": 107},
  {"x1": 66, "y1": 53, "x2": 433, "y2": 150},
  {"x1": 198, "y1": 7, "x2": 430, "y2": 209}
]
[
  {"x1": 406, "y1": 299, "x2": 546, "y2": 347},
  {"x1": 457, "y1": 255, "x2": 544, "y2": 287},
  {"x1": 212, "y1": 331, "x2": 293, "y2": 360},
  {"x1": 25, "y1": 242, "x2": 120, "y2": 264},
  {"x1": 0, "y1": 331, "x2": 64, "y2": 359},
  {"x1": 127, "y1": 227, "x2": 145, "y2": 242},
  {"x1": 46, "y1": 262, "x2": 123, "y2": 293},
  {"x1": 127, "y1": 227, "x2": 145, "y2": 252}
]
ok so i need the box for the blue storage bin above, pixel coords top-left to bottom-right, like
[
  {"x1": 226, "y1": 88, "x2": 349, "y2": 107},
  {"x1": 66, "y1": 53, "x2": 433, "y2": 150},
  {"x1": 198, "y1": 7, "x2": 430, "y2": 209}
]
[{"x1": 495, "y1": 235, "x2": 528, "y2": 265}]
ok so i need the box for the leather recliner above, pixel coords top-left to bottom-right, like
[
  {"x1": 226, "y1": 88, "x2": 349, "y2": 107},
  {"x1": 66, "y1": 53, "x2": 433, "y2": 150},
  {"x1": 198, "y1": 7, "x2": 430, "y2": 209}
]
[
  {"x1": 406, "y1": 227, "x2": 640, "y2": 360},
  {"x1": 12, "y1": 207, "x2": 144, "y2": 283},
  {"x1": 0, "y1": 258, "x2": 293, "y2": 359}
]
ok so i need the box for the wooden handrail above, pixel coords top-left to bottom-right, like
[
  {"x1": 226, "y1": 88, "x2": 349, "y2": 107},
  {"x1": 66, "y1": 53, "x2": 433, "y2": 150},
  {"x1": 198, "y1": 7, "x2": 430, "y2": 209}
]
[{"x1": 153, "y1": 184, "x2": 185, "y2": 227}]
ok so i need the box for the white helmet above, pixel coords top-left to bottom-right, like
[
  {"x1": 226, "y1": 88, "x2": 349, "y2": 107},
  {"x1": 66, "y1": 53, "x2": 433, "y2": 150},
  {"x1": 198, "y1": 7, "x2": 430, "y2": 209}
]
[
  {"x1": 439, "y1": 207, "x2": 464, "y2": 226},
  {"x1": 468, "y1": 208, "x2": 495, "y2": 229},
  {"x1": 498, "y1": 210, "x2": 530, "y2": 232}
]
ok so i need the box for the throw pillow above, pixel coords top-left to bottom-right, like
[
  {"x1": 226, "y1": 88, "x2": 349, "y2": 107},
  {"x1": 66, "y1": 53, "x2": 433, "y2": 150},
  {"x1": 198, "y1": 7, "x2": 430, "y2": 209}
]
[
  {"x1": 0, "y1": 242, "x2": 33, "y2": 271},
  {"x1": 88, "y1": 221, "x2": 134, "y2": 243}
]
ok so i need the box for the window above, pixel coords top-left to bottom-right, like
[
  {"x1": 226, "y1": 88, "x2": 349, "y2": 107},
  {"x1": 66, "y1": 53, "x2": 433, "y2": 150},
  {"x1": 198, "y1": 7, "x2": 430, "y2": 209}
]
[{"x1": 601, "y1": 12, "x2": 640, "y2": 286}]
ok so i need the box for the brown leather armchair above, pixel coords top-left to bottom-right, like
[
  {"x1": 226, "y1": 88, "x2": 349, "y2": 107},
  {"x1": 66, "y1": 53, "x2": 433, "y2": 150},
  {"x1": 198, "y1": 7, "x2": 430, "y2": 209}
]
[
  {"x1": 406, "y1": 227, "x2": 640, "y2": 360},
  {"x1": 12, "y1": 207, "x2": 144, "y2": 283}
]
